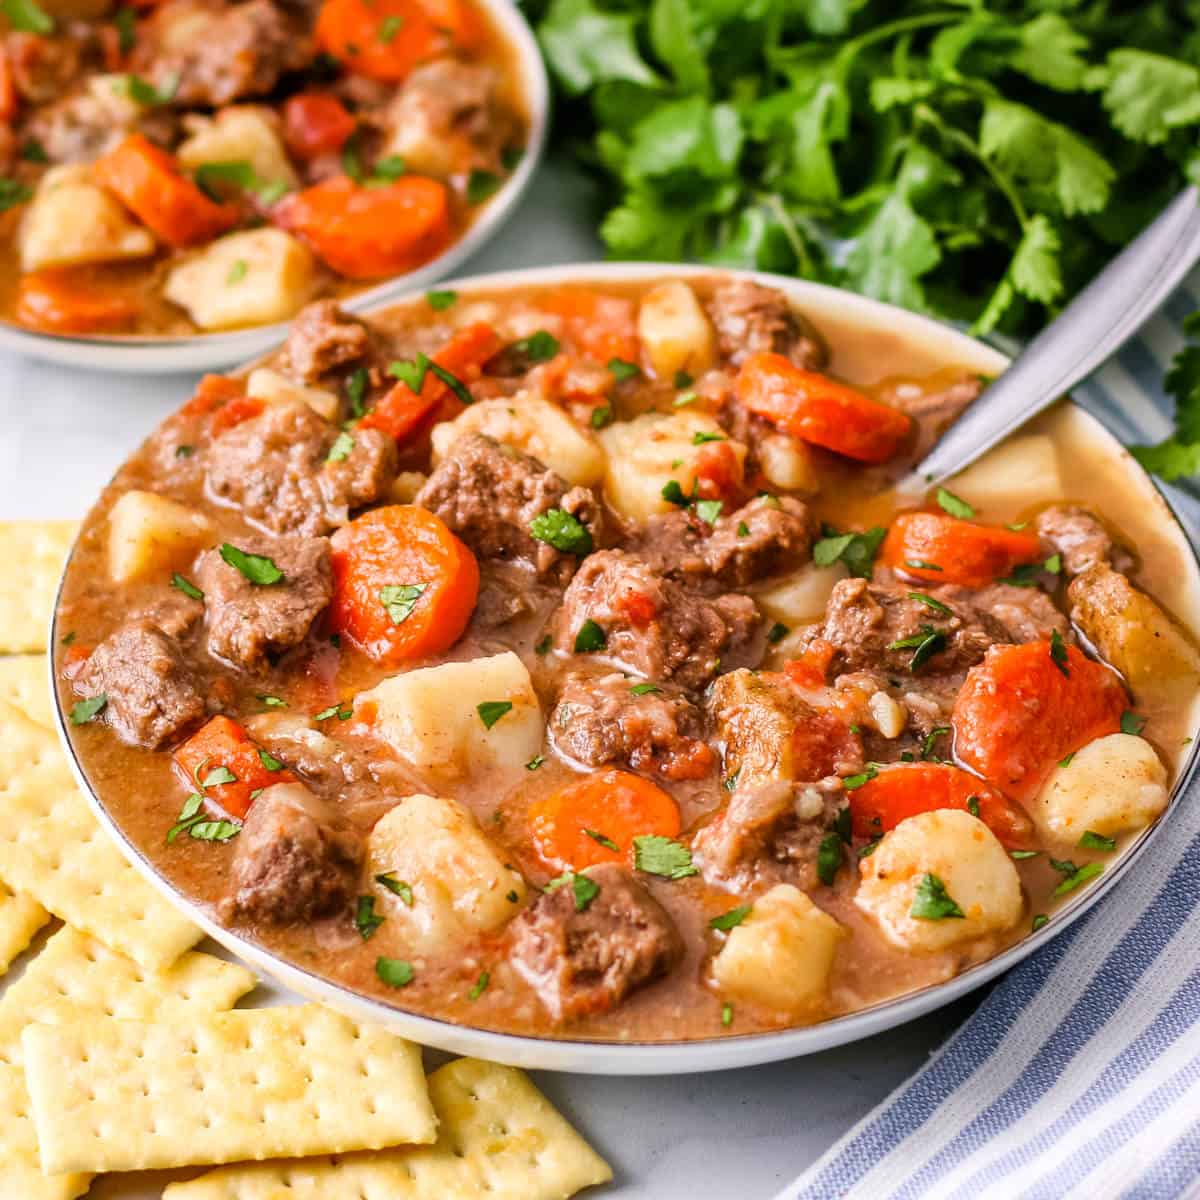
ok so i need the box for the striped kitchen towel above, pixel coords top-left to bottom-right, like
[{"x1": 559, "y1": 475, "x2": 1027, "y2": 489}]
[{"x1": 779, "y1": 278, "x2": 1200, "y2": 1200}]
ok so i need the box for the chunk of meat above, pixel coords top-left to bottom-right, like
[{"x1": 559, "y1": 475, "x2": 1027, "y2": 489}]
[
  {"x1": 415, "y1": 434, "x2": 601, "y2": 582},
  {"x1": 225, "y1": 783, "x2": 362, "y2": 923},
  {"x1": 969, "y1": 582, "x2": 1068, "y2": 644},
  {"x1": 1036, "y1": 505, "x2": 1127, "y2": 575},
  {"x1": 136, "y1": 0, "x2": 314, "y2": 108},
  {"x1": 132, "y1": 593, "x2": 204, "y2": 640},
  {"x1": 198, "y1": 535, "x2": 333, "y2": 668},
  {"x1": 6, "y1": 33, "x2": 81, "y2": 105},
  {"x1": 24, "y1": 90, "x2": 175, "y2": 164},
  {"x1": 73, "y1": 620, "x2": 205, "y2": 749},
  {"x1": 705, "y1": 280, "x2": 825, "y2": 369},
  {"x1": 891, "y1": 374, "x2": 983, "y2": 457},
  {"x1": 637, "y1": 495, "x2": 815, "y2": 590},
  {"x1": 281, "y1": 300, "x2": 371, "y2": 383},
  {"x1": 508, "y1": 863, "x2": 683, "y2": 1022},
  {"x1": 207, "y1": 400, "x2": 396, "y2": 535},
  {"x1": 549, "y1": 671, "x2": 713, "y2": 781},
  {"x1": 381, "y1": 59, "x2": 513, "y2": 178},
  {"x1": 554, "y1": 550, "x2": 759, "y2": 690}
]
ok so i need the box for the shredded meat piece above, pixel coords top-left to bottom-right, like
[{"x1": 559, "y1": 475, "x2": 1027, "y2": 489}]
[
  {"x1": 282, "y1": 301, "x2": 372, "y2": 384},
  {"x1": 1036, "y1": 504, "x2": 1130, "y2": 575},
  {"x1": 705, "y1": 280, "x2": 826, "y2": 368}
]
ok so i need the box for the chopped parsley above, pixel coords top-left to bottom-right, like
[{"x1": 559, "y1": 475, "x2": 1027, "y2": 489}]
[
  {"x1": 545, "y1": 871, "x2": 600, "y2": 911},
  {"x1": 468, "y1": 970, "x2": 490, "y2": 1001},
  {"x1": 935, "y1": 487, "x2": 975, "y2": 519},
  {"x1": 695, "y1": 499, "x2": 723, "y2": 525},
  {"x1": 378, "y1": 13, "x2": 403, "y2": 41},
  {"x1": 1120, "y1": 711, "x2": 1146, "y2": 735},
  {"x1": 467, "y1": 169, "x2": 503, "y2": 203},
  {"x1": 737, "y1": 521, "x2": 751, "y2": 537},
  {"x1": 314, "y1": 703, "x2": 353, "y2": 721},
  {"x1": 326, "y1": 431, "x2": 354, "y2": 463},
  {"x1": 909, "y1": 873, "x2": 965, "y2": 920},
  {"x1": 372, "y1": 155, "x2": 406, "y2": 180},
  {"x1": 674, "y1": 371, "x2": 693, "y2": 388},
  {"x1": 1044, "y1": 553, "x2": 1063, "y2": 574},
  {"x1": 530, "y1": 508, "x2": 593, "y2": 555},
  {"x1": 535, "y1": 634, "x2": 553, "y2": 655},
  {"x1": 375, "y1": 873, "x2": 414, "y2": 905},
  {"x1": 1054, "y1": 861, "x2": 1103, "y2": 896},
  {"x1": 692, "y1": 430, "x2": 725, "y2": 444},
  {"x1": 188, "y1": 819, "x2": 241, "y2": 842},
  {"x1": 887, "y1": 624, "x2": 945, "y2": 670},
  {"x1": 166, "y1": 794, "x2": 205, "y2": 843},
  {"x1": 812, "y1": 526, "x2": 886, "y2": 577},
  {"x1": 633, "y1": 835, "x2": 697, "y2": 879},
  {"x1": 426, "y1": 289, "x2": 457, "y2": 311},
  {"x1": 922, "y1": 726, "x2": 951, "y2": 761},
  {"x1": 510, "y1": 329, "x2": 561, "y2": 361},
  {"x1": 257, "y1": 748, "x2": 284, "y2": 772},
  {"x1": 673, "y1": 391, "x2": 698, "y2": 407},
  {"x1": 842, "y1": 763, "x2": 880, "y2": 790},
  {"x1": 905, "y1": 559, "x2": 943, "y2": 572},
  {"x1": 0, "y1": 179, "x2": 32, "y2": 212},
  {"x1": 1010, "y1": 849, "x2": 1040, "y2": 860},
  {"x1": 354, "y1": 896, "x2": 385, "y2": 940},
  {"x1": 175, "y1": 444, "x2": 195, "y2": 458},
  {"x1": 630, "y1": 682, "x2": 661, "y2": 695},
  {"x1": 219, "y1": 543, "x2": 283, "y2": 586},
  {"x1": 721, "y1": 1002, "x2": 734, "y2": 1027},
  {"x1": 816, "y1": 832, "x2": 844, "y2": 886},
  {"x1": 20, "y1": 138, "x2": 48, "y2": 163},
  {"x1": 1079, "y1": 830, "x2": 1117, "y2": 852},
  {"x1": 723, "y1": 768, "x2": 740, "y2": 792},
  {"x1": 346, "y1": 367, "x2": 369, "y2": 418},
  {"x1": 2, "y1": 0, "x2": 54, "y2": 34},
  {"x1": 114, "y1": 5, "x2": 136, "y2": 52},
  {"x1": 387, "y1": 353, "x2": 472, "y2": 406},
  {"x1": 584, "y1": 828, "x2": 619, "y2": 852},
  {"x1": 375, "y1": 957, "x2": 415, "y2": 988},
  {"x1": 709, "y1": 905, "x2": 752, "y2": 931},
  {"x1": 1059, "y1": 752, "x2": 1076, "y2": 768},
  {"x1": 70, "y1": 695, "x2": 107, "y2": 725},
  {"x1": 1032, "y1": 914, "x2": 1050, "y2": 932},
  {"x1": 526, "y1": 755, "x2": 545, "y2": 770},
  {"x1": 591, "y1": 404, "x2": 613, "y2": 429},
  {"x1": 477, "y1": 700, "x2": 514, "y2": 729},
  {"x1": 967, "y1": 794, "x2": 981, "y2": 818},
  {"x1": 257, "y1": 695, "x2": 286, "y2": 709},
  {"x1": 226, "y1": 259, "x2": 248, "y2": 285},
  {"x1": 1049, "y1": 628, "x2": 1070, "y2": 676},
  {"x1": 574, "y1": 619, "x2": 607, "y2": 653},
  {"x1": 661, "y1": 479, "x2": 693, "y2": 507},
  {"x1": 170, "y1": 573, "x2": 204, "y2": 602},
  {"x1": 767, "y1": 622, "x2": 789, "y2": 644},
  {"x1": 379, "y1": 583, "x2": 426, "y2": 625},
  {"x1": 608, "y1": 357, "x2": 641, "y2": 382},
  {"x1": 908, "y1": 591, "x2": 951, "y2": 614}
]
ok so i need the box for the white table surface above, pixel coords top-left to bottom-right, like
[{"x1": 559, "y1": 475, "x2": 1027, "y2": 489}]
[{"x1": 0, "y1": 155, "x2": 987, "y2": 1199}]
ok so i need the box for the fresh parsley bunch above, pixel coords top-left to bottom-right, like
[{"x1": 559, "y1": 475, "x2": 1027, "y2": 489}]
[{"x1": 533, "y1": 0, "x2": 1200, "y2": 338}]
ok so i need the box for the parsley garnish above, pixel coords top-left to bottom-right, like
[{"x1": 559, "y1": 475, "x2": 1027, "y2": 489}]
[
  {"x1": 767, "y1": 622, "x2": 789, "y2": 643},
  {"x1": 526, "y1": 754, "x2": 545, "y2": 770},
  {"x1": 1032, "y1": 914, "x2": 1050, "y2": 932},
  {"x1": 816, "y1": 832, "x2": 844, "y2": 886},
  {"x1": 530, "y1": 508, "x2": 593, "y2": 555},
  {"x1": 633, "y1": 835, "x2": 697, "y2": 879},
  {"x1": 887, "y1": 625, "x2": 945, "y2": 670},
  {"x1": 692, "y1": 430, "x2": 725, "y2": 444},
  {"x1": 170, "y1": 573, "x2": 204, "y2": 602},
  {"x1": 1011, "y1": 849, "x2": 1040, "y2": 860},
  {"x1": 535, "y1": 634, "x2": 553, "y2": 655},
  {"x1": 584, "y1": 828, "x2": 619, "y2": 852},
  {"x1": 1053, "y1": 861, "x2": 1103, "y2": 896},
  {"x1": 2, "y1": 0, "x2": 54, "y2": 34},
  {"x1": 354, "y1": 896, "x2": 385, "y2": 939},
  {"x1": 375, "y1": 957, "x2": 414, "y2": 988},
  {"x1": 326, "y1": 431, "x2": 354, "y2": 462},
  {"x1": 375, "y1": 873, "x2": 413, "y2": 905},
  {"x1": 257, "y1": 748, "x2": 284, "y2": 772},
  {"x1": 70, "y1": 695, "x2": 107, "y2": 725},
  {"x1": 709, "y1": 905, "x2": 752, "y2": 931},
  {"x1": 842, "y1": 763, "x2": 879, "y2": 790},
  {"x1": 908, "y1": 591, "x2": 950, "y2": 614},
  {"x1": 121, "y1": 71, "x2": 179, "y2": 106},
  {"x1": 20, "y1": 138, "x2": 47, "y2": 163},
  {"x1": 257, "y1": 695, "x2": 286, "y2": 709},
  {"x1": 477, "y1": 700, "x2": 513, "y2": 729},
  {"x1": 1120, "y1": 711, "x2": 1146, "y2": 735},
  {"x1": 380, "y1": 583, "x2": 426, "y2": 625},
  {"x1": 608, "y1": 357, "x2": 640, "y2": 381},
  {"x1": 630, "y1": 682, "x2": 661, "y2": 695},
  {"x1": 188, "y1": 819, "x2": 241, "y2": 842},
  {"x1": 967, "y1": 794, "x2": 981, "y2": 817},
  {"x1": 0, "y1": 179, "x2": 32, "y2": 212},
  {"x1": 590, "y1": 404, "x2": 613, "y2": 429},
  {"x1": 388, "y1": 352, "x2": 474, "y2": 406},
  {"x1": 467, "y1": 169, "x2": 503, "y2": 203},
  {"x1": 910, "y1": 873, "x2": 965, "y2": 920},
  {"x1": 219, "y1": 543, "x2": 283, "y2": 585},
  {"x1": 721, "y1": 1002, "x2": 734, "y2": 1027},
  {"x1": 509, "y1": 330, "x2": 560, "y2": 362},
  {"x1": 378, "y1": 13, "x2": 402, "y2": 41},
  {"x1": 935, "y1": 487, "x2": 974, "y2": 519},
  {"x1": 1079, "y1": 830, "x2": 1117, "y2": 852},
  {"x1": 737, "y1": 521, "x2": 751, "y2": 537},
  {"x1": 226, "y1": 259, "x2": 248, "y2": 285},
  {"x1": 1049, "y1": 629, "x2": 1070, "y2": 676},
  {"x1": 545, "y1": 871, "x2": 600, "y2": 911},
  {"x1": 426, "y1": 289, "x2": 457, "y2": 310},
  {"x1": 694, "y1": 498, "x2": 723, "y2": 525},
  {"x1": 346, "y1": 367, "x2": 369, "y2": 418},
  {"x1": 468, "y1": 970, "x2": 490, "y2": 1000},
  {"x1": 905, "y1": 559, "x2": 943, "y2": 572},
  {"x1": 1059, "y1": 752, "x2": 1076, "y2": 768},
  {"x1": 922, "y1": 726, "x2": 951, "y2": 760},
  {"x1": 314, "y1": 703, "x2": 353, "y2": 721},
  {"x1": 114, "y1": 5, "x2": 135, "y2": 52},
  {"x1": 574, "y1": 619, "x2": 607, "y2": 652},
  {"x1": 812, "y1": 526, "x2": 886, "y2": 578}
]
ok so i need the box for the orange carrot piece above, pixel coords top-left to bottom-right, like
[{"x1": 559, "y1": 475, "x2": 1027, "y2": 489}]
[
  {"x1": 172, "y1": 715, "x2": 295, "y2": 821},
  {"x1": 784, "y1": 640, "x2": 836, "y2": 690},
  {"x1": 953, "y1": 641, "x2": 1127, "y2": 802},
  {"x1": 15, "y1": 270, "x2": 140, "y2": 335},
  {"x1": 273, "y1": 174, "x2": 450, "y2": 280},
  {"x1": 0, "y1": 47, "x2": 17, "y2": 123},
  {"x1": 359, "y1": 321, "x2": 501, "y2": 442},
  {"x1": 179, "y1": 373, "x2": 245, "y2": 418},
  {"x1": 529, "y1": 768, "x2": 682, "y2": 871},
  {"x1": 538, "y1": 289, "x2": 639, "y2": 364},
  {"x1": 329, "y1": 504, "x2": 479, "y2": 662},
  {"x1": 91, "y1": 134, "x2": 240, "y2": 248},
  {"x1": 879, "y1": 512, "x2": 1044, "y2": 588},
  {"x1": 210, "y1": 396, "x2": 266, "y2": 436},
  {"x1": 792, "y1": 710, "x2": 862, "y2": 782},
  {"x1": 849, "y1": 762, "x2": 1033, "y2": 848},
  {"x1": 735, "y1": 352, "x2": 913, "y2": 464},
  {"x1": 282, "y1": 92, "x2": 357, "y2": 161}
]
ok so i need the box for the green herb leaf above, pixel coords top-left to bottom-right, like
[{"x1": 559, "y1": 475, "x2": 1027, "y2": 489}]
[
  {"x1": 375, "y1": 956, "x2": 414, "y2": 987},
  {"x1": 375, "y1": 873, "x2": 414, "y2": 905},
  {"x1": 590, "y1": 404, "x2": 613, "y2": 429},
  {"x1": 201, "y1": 766, "x2": 236, "y2": 788},
  {"x1": 326, "y1": 431, "x2": 354, "y2": 463},
  {"x1": 1059, "y1": 752, "x2": 1075, "y2": 768},
  {"x1": 1120, "y1": 711, "x2": 1146, "y2": 735},
  {"x1": 21, "y1": 138, "x2": 48, "y2": 163},
  {"x1": 967, "y1": 795, "x2": 981, "y2": 818},
  {"x1": 574, "y1": 619, "x2": 607, "y2": 653},
  {"x1": 546, "y1": 871, "x2": 601, "y2": 911},
  {"x1": 170, "y1": 573, "x2": 204, "y2": 602},
  {"x1": 709, "y1": 905, "x2": 752, "y2": 931},
  {"x1": 477, "y1": 700, "x2": 513, "y2": 729},
  {"x1": 633, "y1": 835, "x2": 697, "y2": 879},
  {"x1": 226, "y1": 259, "x2": 248, "y2": 285},
  {"x1": 721, "y1": 1002, "x2": 733, "y2": 1027},
  {"x1": 379, "y1": 583, "x2": 426, "y2": 625},
  {"x1": 468, "y1": 970, "x2": 489, "y2": 1000},
  {"x1": 905, "y1": 559, "x2": 942, "y2": 572},
  {"x1": 1032, "y1": 913, "x2": 1050, "y2": 931},
  {"x1": 608, "y1": 357, "x2": 641, "y2": 381},
  {"x1": 813, "y1": 527, "x2": 886, "y2": 578},
  {"x1": 1010, "y1": 849, "x2": 1040, "y2": 860},
  {"x1": 526, "y1": 754, "x2": 545, "y2": 770},
  {"x1": 257, "y1": 695, "x2": 286, "y2": 709},
  {"x1": 0, "y1": 179, "x2": 33, "y2": 212},
  {"x1": 767, "y1": 622, "x2": 789, "y2": 644},
  {"x1": 1079, "y1": 830, "x2": 1117, "y2": 852},
  {"x1": 467, "y1": 169, "x2": 502, "y2": 204},
  {"x1": 692, "y1": 430, "x2": 725, "y2": 445},
  {"x1": 70, "y1": 695, "x2": 107, "y2": 725},
  {"x1": 166, "y1": 793, "x2": 206, "y2": 843},
  {"x1": 1049, "y1": 628, "x2": 1070, "y2": 676},
  {"x1": 510, "y1": 330, "x2": 561, "y2": 362},
  {"x1": 257, "y1": 748, "x2": 284, "y2": 772},
  {"x1": 694, "y1": 499, "x2": 723, "y2": 525},
  {"x1": 816, "y1": 832, "x2": 843, "y2": 886},
  {"x1": 388, "y1": 354, "x2": 428, "y2": 392},
  {"x1": 426, "y1": 289, "x2": 457, "y2": 311},
  {"x1": 935, "y1": 487, "x2": 974, "y2": 519},
  {"x1": 584, "y1": 828, "x2": 619, "y2": 852},
  {"x1": 219, "y1": 543, "x2": 283, "y2": 586},
  {"x1": 661, "y1": 479, "x2": 690, "y2": 507},
  {"x1": 910, "y1": 872, "x2": 965, "y2": 920},
  {"x1": 530, "y1": 508, "x2": 593, "y2": 555},
  {"x1": 1053, "y1": 860, "x2": 1104, "y2": 896},
  {"x1": 114, "y1": 5, "x2": 136, "y2": 52},
  {"x1": 355, "y1": 895, "x2": 385, "y2": 939},
  {"x1": 908, "y1": 592, "x2": 951, "y2": 614},
  {"x1": 2, "y1": 0, "x2": 54, "y2": 34},
  {"x1": 122, "y1": 71, "x2": 179, "y2": 106},
  {"x1": 842, "y1": 763, "x2": 879, "y2": 790},
  {"x1": 346, "y1": 367, "x2": 369, "y2": 418},
  {"x1": 378, "y1": 13, "x2": 402, "y2": 41},
  {"x1": 630, "y1": 682, "x2": 661, "y2": 695},
  {"x1": 187, "y1": 819, "x2": 241, "y2": 842}
]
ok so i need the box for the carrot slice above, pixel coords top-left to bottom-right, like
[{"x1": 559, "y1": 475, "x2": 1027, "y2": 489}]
[
  {"x1": 529, "y1": 768, "x2": 682, "y2": 871},
  {"x1": 880, "y1": 512, "x2": 1044, "y2": 587},
  {"x1": 538, "y1": 288, "x2": 639, "y2": 364},
  {"x1": 359, "y1": 321, "x2": 502, "y2": 442},
  {"x1": 735, "y1": 351, "x2": 912, "y2": 464},
  {"x1": 273, "y1": 175, "x2": 450, "y2": 280},
  {"x1": 953, "y1": 641, "x2": 1127, "y2": 803},
  {"x1": 784, "y1": 640, "x2": 836, "y2": 690},
  {"x1": 91, "y1": 134, "x2": 240, "y2": 248},
  {"x1": 15, "y1": 269, "x2": 140, "y2": 334},
  {"x1": 180, "y1": 373, "x2": 244, "y2": 418},
  {"x1": 329, "y1": 504, "x2": 479, "y2": 662},
  {"x1": 849, "y1": 762, "x2": 1033, "y2": 849},
  {"x1": 210, "y1": 396, "x2": 266, "y2": 436},
  {"x1": 172, "y1": 715, "x2": 295, "y2": 821},
  {"x1": 0, "y1": 46, "x2": 17, "y2": 123},
  {"x1": 282, "y1": 92, "x2": 357, "y2": 161},
  {"x1": 315, "y1": 0, "x2": 478, "y2": 83}
]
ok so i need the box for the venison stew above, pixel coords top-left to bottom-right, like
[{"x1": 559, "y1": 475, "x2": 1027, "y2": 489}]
[
  {"x1": 54, "y1": 273, "x2": 1200, "y2": 1043},
  {"x1": 0, "y1": 0, "x2": 530, "y2": 338}
]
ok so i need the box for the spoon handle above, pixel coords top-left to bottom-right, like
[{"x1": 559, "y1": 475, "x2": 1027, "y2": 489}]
[{"x1": 900, "y1": 186, "x2": 1200, "y2": 493}]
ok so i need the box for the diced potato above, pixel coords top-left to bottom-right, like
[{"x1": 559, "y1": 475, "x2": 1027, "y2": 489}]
[
  {"x1": 86, "y1": 74, "x2": 145, "y2": 124},
  {"x1": 637, "y1": 280, "x2": 717, "y2": 380},
  {"x1": 945, "y1": 435, "x2": 1062, "y2": 515},
  {"x1": 867, "y1": 691, "x2": 907, "y2": 739},
  {"x1": 390, "y1": 471, "x2": 429, "y2": 503},
  {"x1": 355, "y1": 651, "x2": 543, "y2": 780},
  {"x1": 708, "y1": 669, "x2": 808, "y2": 788},
  {"x1": 367, "y1": 794, "x2": 528, "y2": 953},
  {"x1": 19, "y1": 165, "x2": 155, "y2": 272},
  {"x1": 177, "y1": 106, "x2": 299, "y2": 193},
  {"x1": 758, "y1": 431, "x2": 820, "y2": 494},
  {"x1": 430, "y1": 394, "x2": 605, "y2": 487},
  {"x1": 1069, "y1": 564, "x2": 1200, "y2": 706},
  {"x1": 107, "y1": 490, "x2": 213, "y2": 584},
  {"x1": 598, "y1": 411, "x2": 746, "y2": 524},
  {"x1": 711, "y1": 884, "x2": 844, "y2": 1016},
  {"x1": 164, "y1": 229, "x2": 316, "y2": 331},
  {"x1": 756, "y1": 562, "x2": 848, "y2": 626},
  {"x1": 1032, "y1": 733, "x2": 1168, "y2": 845},
  {"x1": 246, "y1": 368, "x2": 339, "y2": 422},
  {"x1": 856, "y1": 810, "x2": 1023, "y2": 953}
]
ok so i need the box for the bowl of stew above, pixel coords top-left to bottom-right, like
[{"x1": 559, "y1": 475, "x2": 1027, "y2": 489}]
[
  {"x1": 52, "y1": 264, "x2": 1200, "y2": 1073},
  {"x1": 0, "y1": 0, "x2": 547, "y2": 372}
]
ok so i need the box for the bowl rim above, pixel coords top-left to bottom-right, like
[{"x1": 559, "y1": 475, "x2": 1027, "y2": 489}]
[
  {"x1": 49, "y1": 262, "x2": 1200, "y2": 1075},
  {"x1": 0, "y1": 0, "x2": 551, "y2": 375}
]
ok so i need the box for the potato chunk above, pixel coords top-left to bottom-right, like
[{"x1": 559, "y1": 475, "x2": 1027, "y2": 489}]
[
  {"x1": 637, "y1": 280, "x2": 717, "y2": 380},
  {"x1": 354, "y1": 651, "x2": 543, "y2": 780},
  {"x1": 756, "y1": 562, "x2": 849, "y2": 626},
  {"x1": 19, "y1": 165, "x2": 155, "y2": 271},
  {"x1": 757, "y1": 431, "x2": 820, "y2": 494},
  {"x1": 945, "y1": 434, "x2": 1062, "y2": 514},
  {"x1": 856, "y1": 810, "x2": 1023, "y2": 953},
  {"x1": 711, "y1": 884, "x2": 844, "y2": 1015},
  {"x1": 431, "y1": 394, "x2": 605, "y2": 487},
  {"x1": 164, "y1": 229, "x2": 316, "y2": 330},
  {"x1": 176, "y1": 106, "x2": 299, "y2": 193},
  {"x1": 598, "y1": 411, "x2": 746, "y2": 524},
  {"x1": 1032, "y1": 733, "x2": 1168, "y2": 845},
  {"x1": 107, "y1": 490, "x2": 213, "y2": 584},
  {"x1": 246, "y1": 368, "x2": 339, "y2": 422},
  {"x1": 708, "y1": 669, "x2": 807, "y2": 789},
  {"x1": 367, "y1": 794, "x2": 528, "y2": 952}
]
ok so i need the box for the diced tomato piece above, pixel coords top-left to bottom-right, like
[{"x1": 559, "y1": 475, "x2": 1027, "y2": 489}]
[
  {"x1": 283, "y1": 92, "x2": 357, "y2": 161},
  {"x1": 953, "y1": 641, "x2": 1127, "y2": 802},
  {"x1": 210, "y1": 396, "x2": 265, "y2": 436},
  {"x1": 793, "y1": 711, "x2": 861, "y2": 782},
  {"x1": 180, "y1": 373, "x2": 244, "y2": 418},
  {"x1": 880, "y1": 512, "x2": 1044, "y2": 588},
  {"x1": 785, "y1": 640, "x2": 835, "y2": 689},
  {"x1": 172, "y1": 715, "x2": 295, "y2": 821},
  {"x1": 694, "y1": 441, "x2": 744, "y2": 502},
  {"x1": 616, "y1": 590, "x2": 659, "y2": 628}
]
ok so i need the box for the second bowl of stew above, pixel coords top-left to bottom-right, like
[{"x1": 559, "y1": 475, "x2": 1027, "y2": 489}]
[{"x1": 52, "y1": 264, "x2": 1200, "y2": 1073}]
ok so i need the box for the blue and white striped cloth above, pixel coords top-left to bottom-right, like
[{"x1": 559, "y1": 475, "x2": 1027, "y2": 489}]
[{"x1": 779, "y1": 276, "x2": 1200, "y2": 1200}]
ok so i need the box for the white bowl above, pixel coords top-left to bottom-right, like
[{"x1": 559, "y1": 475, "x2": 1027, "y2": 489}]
[
  {"x1": 0, "y1": 0, "x2": 549, "y2": 375},
  {"x1": 52, "y1": 263, "x2": 1200, "y2": 1074}
]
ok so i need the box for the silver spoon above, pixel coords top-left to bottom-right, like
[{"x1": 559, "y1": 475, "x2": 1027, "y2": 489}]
[{"x1": 899, "y1": 186, "x2": 1200, "y2": 495}]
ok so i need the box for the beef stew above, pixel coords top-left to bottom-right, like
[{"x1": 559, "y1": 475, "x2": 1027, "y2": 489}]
[{"x1": 55, "y1": 275, "x2": 1200, "y2": 1042}]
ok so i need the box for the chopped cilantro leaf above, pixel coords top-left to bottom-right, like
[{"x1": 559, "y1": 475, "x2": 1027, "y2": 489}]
[
  {"x1": 634, "y1": 835, "x2": 697, "y2": 879},
  {"x1": 608, "y1": 357, "x2": 641, "y2": 381},
  {"x1": 379, "y1": 583, "x2": 426, "y2": 625},
  {"x1": 1054, "y1": 861, "x2": 1104, "y2": 896},
  {"x1": 692, "y1": 430, "x2": 725, "y2": 444},
  {"x1": 477, "y1": 700, "x2": 514, "y2": 729},
  {"x1": 375, "y1": 957, "x2": 414, "y2": 988},
  {"x1": 257, "y1": 748, "x2": 284, "y2": 772},
  {"x1": 1032, "y1": 913, "x2": 1050, "y2": 931},
  {"x1": 426, "y1": 289, "x2": 457, "y2": 310},
  {"x1": 375, "y1": 873, "x2": 413, "y2": 905},
  {"x1": 813, "y1": 527, "x2": 886, "y2": 577},
  {"x1": 910, "y1": 873, "x2": 965, "y2": 920},
  {"x1": 219, "y1": 543, "x2": 283, "y2": 586},
  {"x1": 709, "y1": 905, "x2": 752, "y2": 931},
  {"x1": 1079, "y1": 830, "x2": 1117, "y2": 852},
  {"x1": 510, "y1": 330, "x2": 561, "y2": 362},
  {"x1": 170, "y1": 573, "x2": 204, "y2": 602},
  {"x1": 574, "y1": 619, "x2": 607, "y2": 652},
  {"x1": 354, "y1": 895, "x2": 385, "y2": 939},
  {"x1": 70, "y1": 695, "x2": 107, "y2": 725},
  {"x1": 468, "y1": 970, "x2": 490, "y2": 1000},
  {"x1": 908, "y1": 591, "x2": 950, "y2": 614},
  {"x1": 530, "y1": 508, "x2": 593, "y2": 555},
  {"x1": 2, "y1": 0, "x2": 55, "y2": 34},
  {"x1": 526, "y1": 754, "x2": 545, "y2": 770},
  {"x1": 816, "y1": 832, "x2": 843, "y2": 886},
  {"x1": 630, "y1": 682, "x2": 661, "y2": 695},
  {"x1": 721, "y1": 1002, "x2": 734, "y2": 1027},
  {"x1": 694, "y1": 499, "x2": 722, "y2": 525},
  {"x1": 467, "y1": 169, "x2": 503, "y2": 203},
  {"x1": 1120, "y1": 711, "x2": 1146, "y2": 735},
  {"x1": 326, "y1": 431, "x2": 354, "y2": 463},
  {"x1": 1010, "y1": 849, "x2": 1040, "y2": 859},
  {"x1": 936, "y1": 487, "x2": 975, "y2": 519},
  {"x1": 584, "y1": 828, "x2": 619, "y2": 852},
  {"x1": 1050, "y1": 628, "x2": 1070, "y2": 676}
]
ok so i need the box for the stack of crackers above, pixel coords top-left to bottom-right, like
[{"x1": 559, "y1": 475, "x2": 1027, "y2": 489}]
[{"x1": 0, "y1": 520, "x2": 613, "y2": 1200}]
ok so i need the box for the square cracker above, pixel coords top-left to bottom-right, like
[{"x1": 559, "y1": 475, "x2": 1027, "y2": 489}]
[
  {"x1": 0, "y1": 924, "x2": 256, "y2": 1068},
  {"x1": 0, "y1": 654, "x2": 55, "y2": 727},
  {"x1": 0, "y1": 882, "x2": 49, "y2": 976},
  {"x1": 0, "y1": 698, "x2": 203, "y2": 969},
  {"x1": 23, "y1": 1005, "x2": 437, "y2": 1175},
  {"x1": 0, "y1": 520, "x2": 78, "y2": 654},
  {"x1": 0, "y1": 1063, "x2": 91, "y2": 1200},
  {"x1": 163, "y1": 1057, "x2": 614, "y2": 1200}
]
